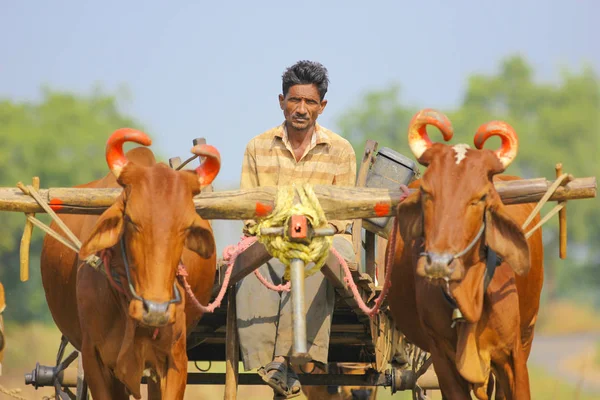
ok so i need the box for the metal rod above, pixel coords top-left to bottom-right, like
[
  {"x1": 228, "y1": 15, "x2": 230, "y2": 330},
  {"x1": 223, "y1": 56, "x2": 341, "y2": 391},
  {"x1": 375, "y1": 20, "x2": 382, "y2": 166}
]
[
  {"x1": 260, "y1": 226, "x2": 336, "y2": 237},
  {"x1": 290, "y1": 258, "x2": 309, "y2": 363},
  {"x1": 183, "y1": 372, "x2": 390, "y2": 386}
]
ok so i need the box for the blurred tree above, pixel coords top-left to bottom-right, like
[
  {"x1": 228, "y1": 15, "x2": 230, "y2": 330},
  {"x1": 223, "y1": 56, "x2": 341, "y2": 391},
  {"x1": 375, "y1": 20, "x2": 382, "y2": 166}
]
[
  {"x1": 338, "y1": 55, "x2": 600, "y2": 301},
  {"x1": 0, "y1": 87, "x2": 144, "y2": 322}
]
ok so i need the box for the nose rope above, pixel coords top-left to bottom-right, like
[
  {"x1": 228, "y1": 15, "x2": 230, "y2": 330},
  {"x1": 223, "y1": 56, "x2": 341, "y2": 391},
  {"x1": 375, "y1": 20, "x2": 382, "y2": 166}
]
[
  {"x1": 419, "y1": 220, "x2": 486, "y2": 261},
  {"x1": 453, "y1": 222, "x2": 486, "y2": 259}
]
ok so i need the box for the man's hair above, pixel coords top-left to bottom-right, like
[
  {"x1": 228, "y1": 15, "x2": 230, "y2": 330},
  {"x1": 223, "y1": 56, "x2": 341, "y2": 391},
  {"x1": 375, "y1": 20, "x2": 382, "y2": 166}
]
[{"x1": 282, "y1": 60, "x2": 329, "y2": 100}]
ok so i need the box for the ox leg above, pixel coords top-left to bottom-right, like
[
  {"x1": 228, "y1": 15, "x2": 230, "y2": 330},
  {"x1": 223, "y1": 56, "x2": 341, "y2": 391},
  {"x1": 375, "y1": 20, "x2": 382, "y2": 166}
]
[
  {"x1": 429, "y1": 346, "x2": 471, "y2": 400},
  {"x1": 80, "y1": 337, "x2": 128, "y2": 400},
  {"x1": 160, "y1": 329, "x2": 188, "y2": 400},
  {"x1": 494, "y1": 346, "x2": 530, "y2": 400}
]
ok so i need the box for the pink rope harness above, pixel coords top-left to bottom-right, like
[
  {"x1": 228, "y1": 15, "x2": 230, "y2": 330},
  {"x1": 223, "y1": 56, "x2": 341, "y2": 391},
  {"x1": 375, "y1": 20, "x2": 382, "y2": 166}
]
[{"x1": 331, "y1": 215, "x2": 399, "y2": 317}]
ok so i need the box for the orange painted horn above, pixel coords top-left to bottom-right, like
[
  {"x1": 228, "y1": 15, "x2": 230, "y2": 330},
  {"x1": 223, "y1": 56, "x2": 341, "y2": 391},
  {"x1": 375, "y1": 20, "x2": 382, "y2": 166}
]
[
  {"x1": 474, "y1": 121, "x2": 518, "y2": 169},
  {"x1": 190, "y1": 144, "x2": 221, "y2": 188},
  {"x1": 407, "y1": 109, "x2": 454, "y2": 161},
  {"x1": 106, "y1": 128, "x2": 152, "y2": 178}
]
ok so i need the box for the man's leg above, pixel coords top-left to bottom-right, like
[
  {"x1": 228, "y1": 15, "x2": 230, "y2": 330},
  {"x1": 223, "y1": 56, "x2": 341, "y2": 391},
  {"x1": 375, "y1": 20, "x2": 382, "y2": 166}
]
[{"x1": 235, "y1": 261, "x2": 283, "y2": 371}]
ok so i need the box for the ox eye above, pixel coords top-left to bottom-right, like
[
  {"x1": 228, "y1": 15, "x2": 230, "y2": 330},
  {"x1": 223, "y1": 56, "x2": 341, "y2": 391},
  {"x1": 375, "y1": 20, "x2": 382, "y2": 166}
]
[
  {"x1": 420, "y1": 187, "x2": 432, "y2": 200},
  {"x1": 471, "y1": 194, "x2": 487, "y2": 205},
  {"x1": 124, "y1": 215, "x2": 140, "y2": 230}
]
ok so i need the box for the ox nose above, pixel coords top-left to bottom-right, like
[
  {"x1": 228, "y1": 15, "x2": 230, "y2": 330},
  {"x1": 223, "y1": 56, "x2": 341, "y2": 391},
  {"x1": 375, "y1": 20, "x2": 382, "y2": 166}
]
[
  {"x1": 142, "y1": 300, "x2": 170, "y2": 326},
  {"x1": 423, "y1": 252, "x2": 455, "y2": 279},
  {"x1": 129, "y1": 299, "x2": 176, "y2": 327},
  {"x1": 351, "y1": 388, "x2": 373, "y2": 400}
]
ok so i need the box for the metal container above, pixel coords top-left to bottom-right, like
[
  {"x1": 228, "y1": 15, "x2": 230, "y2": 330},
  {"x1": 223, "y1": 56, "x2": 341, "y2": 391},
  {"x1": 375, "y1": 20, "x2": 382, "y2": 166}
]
[{"x1": 364, "y1": 147, "x2": 417, "y2": 235}]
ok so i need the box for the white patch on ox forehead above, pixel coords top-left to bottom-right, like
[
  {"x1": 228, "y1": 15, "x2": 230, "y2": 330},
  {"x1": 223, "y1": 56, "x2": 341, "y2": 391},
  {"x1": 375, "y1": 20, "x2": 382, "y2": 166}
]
[{"x1": 452, "y1": 143, "x2": 470, "y2": 164}]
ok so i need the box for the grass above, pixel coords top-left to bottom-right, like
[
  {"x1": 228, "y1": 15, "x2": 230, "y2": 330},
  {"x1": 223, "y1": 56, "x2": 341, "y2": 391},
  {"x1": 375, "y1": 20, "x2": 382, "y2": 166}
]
[{"x1": 536, "y1": 299, "x2": 600, "y2": 335}]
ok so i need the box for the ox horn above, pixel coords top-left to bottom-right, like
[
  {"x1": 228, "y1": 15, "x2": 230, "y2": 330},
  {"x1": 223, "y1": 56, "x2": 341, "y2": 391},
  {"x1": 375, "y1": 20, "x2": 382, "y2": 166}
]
[
  {"x1": 474, "y1": 121, "x2": 518, "y2": 169},
  {"x1": 106, "y1": 128, "x2": 153, "y2": 178},
  {"x1": 407, "y1": 109, "x2": 454, "y2": 161},
  {"x1": 191, "y1": 144, "x2": 221, "y2": 188}
]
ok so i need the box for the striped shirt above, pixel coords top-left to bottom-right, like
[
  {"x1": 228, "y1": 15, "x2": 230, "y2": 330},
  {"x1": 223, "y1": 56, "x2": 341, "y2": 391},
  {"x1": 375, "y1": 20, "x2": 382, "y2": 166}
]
[{"x1": 241, "y1": 122, "x2": 357, "y2": 233}]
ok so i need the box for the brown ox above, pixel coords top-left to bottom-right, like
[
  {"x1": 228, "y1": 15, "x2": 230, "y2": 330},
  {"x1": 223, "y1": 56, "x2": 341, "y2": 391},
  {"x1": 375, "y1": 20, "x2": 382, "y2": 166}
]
[
  {"x1": 294, "y1": 362, "x2": 377, "y2": 400},
  {"x1": 40, "y1": 129, "x2": 220, "y2": 400},
  {"x1": 388, "y1": 110, "x2": 543, "y2": 399}
]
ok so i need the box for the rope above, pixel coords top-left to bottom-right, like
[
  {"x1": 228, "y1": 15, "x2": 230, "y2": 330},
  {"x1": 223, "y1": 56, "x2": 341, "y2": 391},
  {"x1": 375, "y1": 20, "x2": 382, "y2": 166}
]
[
  {"x1": 332, "y1": 216, "x2": 399, "y2": 318},
  {"x1": 177, "y1": 256, "x2": 235, "y2": 314},
  {"x1": 525, "y1": 203, "x2": 565, "y2": 239},
  {"x1": 223, "y1": 236, "x2": 290, "y2": 292},
  {"x1": 253, "y1": 266, "x2": 291, "y2": 292},
  {"x1": 521, "y1": 173, "x2": 569, "y2": 238},
  {"x1": 17, "y1": 183, "x2": 82, "y2": 249},
  {"x1": 16, "y1": 183, "x2": 103, "y2": 268},
  {"x1": 25, "y1": 215, "x2": 80, "y2": 253},
  {"x1": 0, "y1": 384, "x2": 28, "y2": 400},
  {"x1": 248, "y1": 184, "x2": 332, "y2": 280}
]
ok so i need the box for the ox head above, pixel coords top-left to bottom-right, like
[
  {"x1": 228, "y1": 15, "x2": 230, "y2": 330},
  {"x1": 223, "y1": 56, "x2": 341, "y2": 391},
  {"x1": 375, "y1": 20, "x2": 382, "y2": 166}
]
[
  {"x1": 398, "y1": 109, "x2": 530, "y2": 300},
  {"x1": 79, "y1": 128, "x2": 220, "y2": 327}
]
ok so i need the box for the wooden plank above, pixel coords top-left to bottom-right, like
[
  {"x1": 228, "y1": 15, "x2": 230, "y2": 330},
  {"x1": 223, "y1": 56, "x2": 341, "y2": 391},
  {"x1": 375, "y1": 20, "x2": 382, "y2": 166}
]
[
  {"x1": 375, "y1": 236, "x2": 388, "y2": 287},
  {"x1": 352, "y1": 140, "x2": 379, "y2": 268},
  {"x1": 364, "y1": 231, "x2": 376, "y2": 278},
  {"x1": 321, "y1": 252, "x2": 372, "y2": 323},
  {"x1": 224, "y1": 289, "x2": 239, "y2": 400},
  {"x1": 212, "y1": 241, "x2": 272, "y2": 298}
]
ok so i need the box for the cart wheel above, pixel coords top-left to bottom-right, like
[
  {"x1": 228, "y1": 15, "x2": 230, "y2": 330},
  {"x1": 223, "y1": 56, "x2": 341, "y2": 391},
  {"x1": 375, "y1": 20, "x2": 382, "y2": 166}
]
[
  {"x1": 53, "y1": 336, "x2": 88, "y2": 400},
  {"x1": 407, "y1": 344, "x2": 430, "y2": 400}
]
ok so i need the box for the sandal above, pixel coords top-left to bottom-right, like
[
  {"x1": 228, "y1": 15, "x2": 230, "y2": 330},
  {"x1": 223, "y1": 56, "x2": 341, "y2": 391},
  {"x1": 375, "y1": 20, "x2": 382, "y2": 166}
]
[
  {"x1": 286, "y1": 368, "x2": 302, "y2": 396},
  {"x1": 257, "y1": 361, "x2": 301, "y2": 399}
]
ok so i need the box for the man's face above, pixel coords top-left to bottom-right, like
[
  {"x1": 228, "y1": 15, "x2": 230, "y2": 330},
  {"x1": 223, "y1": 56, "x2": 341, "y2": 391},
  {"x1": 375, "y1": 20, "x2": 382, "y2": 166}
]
[{"x1": 279, "y1": 84, "x2": 327, "y2": 131}]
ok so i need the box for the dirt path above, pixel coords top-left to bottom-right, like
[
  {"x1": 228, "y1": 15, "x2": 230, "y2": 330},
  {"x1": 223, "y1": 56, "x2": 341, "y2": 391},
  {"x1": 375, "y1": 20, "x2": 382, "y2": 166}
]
[{"x1": 529, "y1": 333, "x2": 600, "y2": 393}]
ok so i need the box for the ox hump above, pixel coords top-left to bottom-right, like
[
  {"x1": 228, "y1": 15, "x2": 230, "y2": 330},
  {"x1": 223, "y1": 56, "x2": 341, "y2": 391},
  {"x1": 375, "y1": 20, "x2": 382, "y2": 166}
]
[{"x1": 452, "y1": 143, "x2": 470, "y2": 165}]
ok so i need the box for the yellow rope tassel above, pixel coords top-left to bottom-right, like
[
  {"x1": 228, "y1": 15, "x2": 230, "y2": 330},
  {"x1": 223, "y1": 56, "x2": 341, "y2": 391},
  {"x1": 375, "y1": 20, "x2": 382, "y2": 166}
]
[{"x1": 248, "y1": 183, "x2": 332, "y2": 280}]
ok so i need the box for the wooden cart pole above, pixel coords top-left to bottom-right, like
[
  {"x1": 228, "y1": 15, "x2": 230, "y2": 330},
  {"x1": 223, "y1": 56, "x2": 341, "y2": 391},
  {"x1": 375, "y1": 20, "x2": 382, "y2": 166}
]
[
  {"x1": 224, "y1": 289, "x2": 239, "y2": 400},
  {"x1": 556, "y1": 163, "x2": 568, "y2": 259},
  {"x1": 19, "y1": 176, "x2": 39, "y2": 282}
]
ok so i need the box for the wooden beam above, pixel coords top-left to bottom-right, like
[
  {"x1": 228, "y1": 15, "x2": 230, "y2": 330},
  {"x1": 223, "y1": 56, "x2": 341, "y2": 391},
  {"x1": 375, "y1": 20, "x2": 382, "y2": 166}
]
[
  {"x1": 352, "y1": 140, "x2": 379, "y2": 268},
  {"x1": 321, "y1": 252, "x2": 372, "y2": 323},
  {"x1": 224, "y1": 289, "x2": 239, "y2": 400},
  {"x1": 212, "y1": 241, "x2": 272, "y2": 298},
  {"x1": 0, "y1": 176, "x2": 595, "y2": 218}
]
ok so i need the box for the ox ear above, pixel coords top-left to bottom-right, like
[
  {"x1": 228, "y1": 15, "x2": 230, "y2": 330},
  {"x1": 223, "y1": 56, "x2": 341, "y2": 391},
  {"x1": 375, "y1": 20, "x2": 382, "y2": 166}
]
[
  {"x1": 486, "y1": 205, "x2": 530, "y2": 275},
  {"x1": 185, "y1": 214, "x2": 215, "y2": 259},
  {"x1": 396, "y1": 192, "x2": 423, "y2": 241},
  {"x1": 79, "y1": 199, "x2": 125, "y2": 259}
]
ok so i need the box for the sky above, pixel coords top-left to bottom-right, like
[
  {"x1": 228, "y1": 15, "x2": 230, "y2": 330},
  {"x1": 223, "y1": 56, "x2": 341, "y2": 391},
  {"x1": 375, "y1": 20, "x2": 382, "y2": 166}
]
[{"x1": 2, "y1": 1, "x2": 598, "y2": 249}]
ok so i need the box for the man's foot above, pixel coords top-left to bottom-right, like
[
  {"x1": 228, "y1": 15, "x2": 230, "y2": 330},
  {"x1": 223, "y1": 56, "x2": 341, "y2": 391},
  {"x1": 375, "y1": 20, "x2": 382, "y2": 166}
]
[
  {"x1": 257, "y1": 360, "x2": 301, "y2": 399},
  {"x1": 286, "y1": 367, "x2": 301, "y2": 396}
]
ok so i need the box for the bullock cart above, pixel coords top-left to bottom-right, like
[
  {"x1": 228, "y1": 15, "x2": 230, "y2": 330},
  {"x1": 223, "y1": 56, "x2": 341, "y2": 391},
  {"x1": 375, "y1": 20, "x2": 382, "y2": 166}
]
[{"x1": 0, "y1": 137, "x2": 596, "y2": 400}]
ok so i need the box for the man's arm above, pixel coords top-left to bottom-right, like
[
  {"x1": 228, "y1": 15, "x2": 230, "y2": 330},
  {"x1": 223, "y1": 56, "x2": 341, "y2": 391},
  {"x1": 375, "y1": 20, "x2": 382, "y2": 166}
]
[{"x1": 328, "y1": 145, "x2": 357, "y2": 233}]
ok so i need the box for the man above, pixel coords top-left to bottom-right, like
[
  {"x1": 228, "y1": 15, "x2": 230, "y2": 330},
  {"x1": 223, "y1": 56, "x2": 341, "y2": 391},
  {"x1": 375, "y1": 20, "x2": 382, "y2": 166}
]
[{"x1": 236, "y1": 60, "x2": 357, "y2": 399}]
